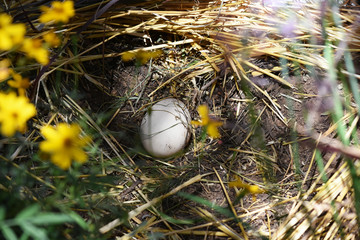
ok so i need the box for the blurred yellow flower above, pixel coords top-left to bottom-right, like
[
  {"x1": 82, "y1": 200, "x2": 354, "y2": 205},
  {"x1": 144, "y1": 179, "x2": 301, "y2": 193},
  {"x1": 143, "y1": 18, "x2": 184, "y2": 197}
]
[
  {"x1": 40, "y1": 123, "x2": 91, "y2": 170},
  {"x1": 8, "y1": 72, "x2": 30, "y2": 96},
  {"x1": 191, "y1": 105, "x2": 223, "y2": 139},
  {"x1": 122, "y1": 50, "x2": 162, "y2": 65},
  {"x1": 229, "y1": 177, "x2": 265, "y2": 194},
  {"x1": 0, "y1": 59, "x2": 11, "y2": 82},
  {"x1": 39, "y1": 1, "x2": 75, "y2": 24},
  {"x1": 0, "y1": 92, "x2": 36, "y2": 137},
  {"x1": 122, "y1": 51, "x2": 136, "y2": 62},
  {"x1": 43, "y1": 31, "x2": 60, "y2": 47},
  {"x1": 22, "y1": 38, "x2": 49, "y2": 65},
  {"x1": 229, "y1": 177, "x2": 265, "y2": 201},
  {"x1": 0, "y1": 14, "x2": 26, "y2": 51}
]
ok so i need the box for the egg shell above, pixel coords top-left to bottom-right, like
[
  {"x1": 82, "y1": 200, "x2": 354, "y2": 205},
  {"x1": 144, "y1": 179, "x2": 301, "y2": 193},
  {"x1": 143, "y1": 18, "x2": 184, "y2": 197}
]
[{"x1": 140, "y1": 98, "x2": 191, "y2": 158}]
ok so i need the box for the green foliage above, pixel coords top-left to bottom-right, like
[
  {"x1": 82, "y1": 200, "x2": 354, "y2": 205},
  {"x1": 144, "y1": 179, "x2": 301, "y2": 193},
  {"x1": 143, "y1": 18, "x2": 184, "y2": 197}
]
[
  {"x1": 0, "y1": 150, "x2": 111, "y2": 239},
  {"x1": 0, "y1": 204, "x2": 82, "y2": 240},
  {"x1": 322, "y1": 8, "x2": 360, "y2": 229},
  {"x1": 178, "y1": 192, "x2": 233, "y2": 218}
]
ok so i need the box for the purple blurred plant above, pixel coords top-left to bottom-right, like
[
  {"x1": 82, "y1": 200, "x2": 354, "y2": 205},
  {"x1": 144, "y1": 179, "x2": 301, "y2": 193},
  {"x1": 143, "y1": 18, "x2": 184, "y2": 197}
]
[{"x1": 279, "y1": 15, "x2": 298, "y2": 39}]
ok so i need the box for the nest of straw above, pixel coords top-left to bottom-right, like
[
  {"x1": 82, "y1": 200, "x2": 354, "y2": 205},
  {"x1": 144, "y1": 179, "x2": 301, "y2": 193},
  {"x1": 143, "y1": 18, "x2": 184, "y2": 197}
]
[{"x1": 4, "y1": 0, "x2": 360, "y2": 239}]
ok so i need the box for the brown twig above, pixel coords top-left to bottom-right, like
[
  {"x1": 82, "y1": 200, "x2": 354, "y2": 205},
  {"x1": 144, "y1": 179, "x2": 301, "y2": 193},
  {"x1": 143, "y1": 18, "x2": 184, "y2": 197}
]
[{"x1": 296, "y1": 125, "x2": 360, "y2": 159}]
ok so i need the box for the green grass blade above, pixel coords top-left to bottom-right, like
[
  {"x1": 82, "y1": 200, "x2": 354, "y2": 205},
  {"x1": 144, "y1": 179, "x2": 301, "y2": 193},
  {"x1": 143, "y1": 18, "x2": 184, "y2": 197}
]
[
  {"x1": 1, "y1": 225, "x2": 17, "y2": 240},
  {"x1": 178, "y1": 192, "x2": 233, "y2": 218}
]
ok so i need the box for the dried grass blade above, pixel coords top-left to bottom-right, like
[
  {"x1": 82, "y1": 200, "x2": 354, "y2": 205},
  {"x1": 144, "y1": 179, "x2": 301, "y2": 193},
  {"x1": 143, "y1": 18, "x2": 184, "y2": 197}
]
[
  {"x1": 62, "y1": 95, "x2": 127, "y2": 165},
  {"x1": 99, "y1": 174, "x2": 207, "y2": 234},
  {"x1": 213, "y1": 168, "x2": 248, "y2": 240},
  {"x1": 241, "y1": 60, "x2": 294, "y2": 88},
  {"x1": 194, "y1": 207, "x2": 242, "y2": 240}
]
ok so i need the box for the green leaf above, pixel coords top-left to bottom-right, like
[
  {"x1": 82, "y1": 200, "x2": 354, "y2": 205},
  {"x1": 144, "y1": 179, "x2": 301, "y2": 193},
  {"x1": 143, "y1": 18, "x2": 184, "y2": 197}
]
[
  {"x1": 315, "y1": 150, "x2": 328, "y2": 183},
  {"x1": 16, "y1": 205, "x2": 40, "y2": 221},
  {"x1": 0, "y1": 207, "x2": 5, "y2": 220},
  {"x1": 1, "y1": 224, "x2": 17, "y2": 240},
  {"x1": 68, "y1": 211, "x2": 88, "y2": 230},
  {"x1": 347, "y1": 159, "x2": 360, "y2": 229},
  {"x1": 158, "y1": 212, "x2": 194, "y2": 225},
  {"x1": 177, "y1": 192, "x2": 233, "y2": 218},
  {"x1": 19, "y1": 231, "x2": 30, "y2": 240},
  {"x1": 29, "y1": 213, "x2": 74, "y2": 225},
  {"x1": 21, "y1": 223, "x2": 47, "y2": 240}
]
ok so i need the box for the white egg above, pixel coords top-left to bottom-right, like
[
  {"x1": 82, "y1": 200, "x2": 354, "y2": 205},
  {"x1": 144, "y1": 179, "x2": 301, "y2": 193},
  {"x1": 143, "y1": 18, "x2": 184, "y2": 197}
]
[{"x1": 140, "y1": 98, "x2": 191, "y2": 158}]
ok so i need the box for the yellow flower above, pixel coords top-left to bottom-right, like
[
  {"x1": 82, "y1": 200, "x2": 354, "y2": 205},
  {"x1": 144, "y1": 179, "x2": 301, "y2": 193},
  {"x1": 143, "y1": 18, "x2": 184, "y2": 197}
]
[
  {"x1": 229, "y1": 178, "x2": 265, "y2": 194},
  {"x1": 122, "y1": 50, "x2": 162, "y2": 65},
  {"x1": 229, "y1": 177, "x2": 265, "y2": 201},
  {"x1": 191, "y1": 105, "x2": 223, "y2": 139},
  {"x1": 122, "y1": 51, "x2": 136, "y2": 62},
  {"x1": 43, "y1": 31, "x2": 60, "y2": 47},
  {"x1": 136, "y1": 50, "x2": 162, "y2": 65},
  {"x1": 21, "y1": 38, "x2": 49, "y2": 65},
  {"x1": 7, "y1": 72, "x2": 30, "y2": 96},
  {"x1": 0, "y1": 92, "x2": 36, "y2": 137},
  {"x1": 0, "y1": 14, "x2": 26, "y2": 51},
  {"x1": 0, "y1": 59, "x2": 11, "y2": 82},
  {"x1": 40, "y1": 123, "x2": 91, "y2": 170},
  {"x1": 39, "y1": 1, "x2": 75, "y2": 24}
]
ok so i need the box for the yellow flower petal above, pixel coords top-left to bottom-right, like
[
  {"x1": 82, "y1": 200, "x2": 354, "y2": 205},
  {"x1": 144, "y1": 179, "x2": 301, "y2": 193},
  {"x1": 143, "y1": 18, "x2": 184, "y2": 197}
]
[
  {"x1": 0, "y1": 14, "x2": 25, "y2": 51},
  {"x1": 6, "y1": 24, "x2": 26, "y2": 45},
  {"x1": 21, "y1": 38, "x2": 49, "y2": 65},
  {"x1": 207, "y1": 123, "x2": 222, "y2": 139},
  {"x1": 40, "y1": 123, "x2": 91, "y2": 170},
  {"x1": 122, "y1": 51, "x2": 136, "y2": 62},
  {"x1": 247, "y1": 185, "x2": 265, "y2": 194},
  {"x1": 0, "y1": 59, "x2": 10, "y2": 82},
  {"x1": 0, "y1": 14, "x2": 11, "y2": 25},
  {"x1": 0, "y1": 92, "x2": 36, "y2": 137},
  {"x1": 40, "y1": 125, "x2": 57, "y2": 139},
  {"x1": 192, "y1": 105, "x2": 222, "y2": 139},
  {"x1": 39, "y1": 1, "x2": 75, "y2": 24},
  {"x1": 51, "y1": 152, "x2": 72, "y2": 170},
  {"x1": 43, "y1": 31, "x2": 60, "y2": 47},
  {"x1": 0, "y1": 33, "x2": 13, "y2": 51},
  {"x1": 8, "y1": 72, "x2": 30, "y2": 96},
  {"x1": 229, "y1": 177, "x2": 265, "y2": 195},
  {"x1": 72, "y1": 148, "x2": 88, "y2": 163},
  {"x1": 191, "y1": 120, "x2": 203, "y2": 126},
  {"x1": 1, "y1": 120, "x2": 16, "y2": 137},
  {"x1": 197, "y1": 105, "x2": 210, "y2": 125}
]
